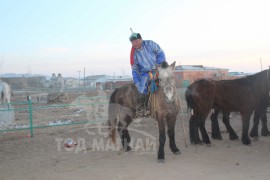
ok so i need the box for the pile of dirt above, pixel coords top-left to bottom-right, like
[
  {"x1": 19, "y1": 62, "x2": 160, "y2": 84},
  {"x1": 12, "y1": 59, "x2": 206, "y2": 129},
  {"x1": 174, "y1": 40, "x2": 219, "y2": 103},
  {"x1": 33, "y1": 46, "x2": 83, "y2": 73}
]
[{"x1": 47, "y1": 93, "x2": 68, "y2": 104}]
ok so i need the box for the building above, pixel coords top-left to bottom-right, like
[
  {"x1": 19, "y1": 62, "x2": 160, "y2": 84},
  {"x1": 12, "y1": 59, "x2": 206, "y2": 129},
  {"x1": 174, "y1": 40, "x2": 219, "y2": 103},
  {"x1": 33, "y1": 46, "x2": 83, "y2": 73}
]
[
  {"x1": 64, "y1": 77, "x2": 78, "y2": 88},
  {"x1": 226, "y1": 72, "x2": 252, "y2": 80},
  {"x1": 174, "y1": 65, "x2": 229, "y2": 88},
  {"x1": 84, "y1": 75, "x2": 133, "y2": 90}
]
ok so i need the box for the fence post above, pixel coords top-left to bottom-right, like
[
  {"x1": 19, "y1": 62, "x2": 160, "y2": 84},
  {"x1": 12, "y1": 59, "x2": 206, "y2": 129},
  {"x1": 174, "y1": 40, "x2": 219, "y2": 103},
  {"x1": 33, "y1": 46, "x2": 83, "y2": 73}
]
[{"x1": 27, "y1": 96, "x2": 34, "y2": 137}]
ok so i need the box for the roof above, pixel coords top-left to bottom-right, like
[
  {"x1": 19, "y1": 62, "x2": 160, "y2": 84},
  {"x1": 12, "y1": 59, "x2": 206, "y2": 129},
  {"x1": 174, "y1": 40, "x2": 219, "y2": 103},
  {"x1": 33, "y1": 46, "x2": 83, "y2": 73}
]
[
  {"x1": 105, "y1": 75, "x2": 133, "y2": 82},
  {"x1": 85, "y1": 75, "x2": 132, "y2": 82},
  {"x1": 175, "y1": 65, "x2": 228, "y2": 71},
  {"x1": 228, "y1": 72, "x2": 253, "y2": 76},
  {"x1": 85, "y1": 75, "x2": 106, "y2": 80}
]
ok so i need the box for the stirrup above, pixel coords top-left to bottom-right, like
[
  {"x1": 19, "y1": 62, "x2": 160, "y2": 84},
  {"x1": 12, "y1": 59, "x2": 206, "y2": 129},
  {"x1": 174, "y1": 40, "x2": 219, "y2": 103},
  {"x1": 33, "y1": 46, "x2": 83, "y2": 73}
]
[
  {"x1": 144, "y1": 109, "x2": 150, "y2": 116},
  {"x1": 136, "y1": 107, "x2": 150, "y2": 117},
  {"x1": 136, "y1": 108, "x2": 145, "y2": 116}
]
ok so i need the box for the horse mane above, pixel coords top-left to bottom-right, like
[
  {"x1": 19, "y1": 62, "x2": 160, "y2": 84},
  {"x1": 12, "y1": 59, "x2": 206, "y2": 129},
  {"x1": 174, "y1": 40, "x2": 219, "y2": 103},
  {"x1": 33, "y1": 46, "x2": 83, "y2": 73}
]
[
  {"x1": 161, "y1": 61, "x2": 169, "y2": 69},
  {"x1": 237, "y1": 70, "x2": 265, "y2": 80},
  {"x1": 220, "y1": 69, "x2": 268, "y2": 87}
]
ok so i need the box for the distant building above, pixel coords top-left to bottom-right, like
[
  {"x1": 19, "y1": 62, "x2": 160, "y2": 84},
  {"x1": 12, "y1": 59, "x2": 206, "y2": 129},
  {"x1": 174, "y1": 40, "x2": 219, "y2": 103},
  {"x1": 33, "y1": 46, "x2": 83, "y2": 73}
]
[
  {"x1": 174, "y1": 65, "x2": 229, "y2": 88},
  {"x1": 1, "y1": 76, "x2": 47, "y2": 89},
  {"x1": 64, "y1": 77, "x2": 78, "y2": 88},
  {"x1": 1, "y1": 68, "x2": 252, "y2": 91},
  {"x1": 226, "y1": 72, "x2": 252, "y2": 80},
  {"x1": 84, "y1": 75, "x2": 133, "y2": 90}
]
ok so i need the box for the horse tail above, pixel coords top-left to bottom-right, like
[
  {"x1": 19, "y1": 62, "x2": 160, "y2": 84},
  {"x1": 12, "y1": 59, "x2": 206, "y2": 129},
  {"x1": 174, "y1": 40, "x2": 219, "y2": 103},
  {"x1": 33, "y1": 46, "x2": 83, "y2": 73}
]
[
  {"x1": 109, "y1": 88, "x2": 118, "y2": 104},
  {"x1": 108, "y1": 88, "x2": 119, "y2": 144},
  {"x1": 185, "y1": 86, "x2": 196, "y2": 113}
]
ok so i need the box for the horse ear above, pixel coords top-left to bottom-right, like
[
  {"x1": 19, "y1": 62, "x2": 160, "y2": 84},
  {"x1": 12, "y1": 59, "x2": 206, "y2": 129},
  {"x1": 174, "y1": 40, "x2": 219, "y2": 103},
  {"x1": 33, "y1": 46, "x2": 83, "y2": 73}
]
[{"x1": 170, "y1": 61, "x2": 176, "y2": 70}]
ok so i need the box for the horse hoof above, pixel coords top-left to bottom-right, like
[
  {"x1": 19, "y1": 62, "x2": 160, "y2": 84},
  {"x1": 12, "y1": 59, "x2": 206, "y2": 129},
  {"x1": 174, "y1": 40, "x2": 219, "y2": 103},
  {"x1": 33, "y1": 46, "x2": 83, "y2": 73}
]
[
  {"x1": 212, "y1": 137, "x2": 223, "y2": 140},
  {"x1": 249, "y1": 132, "x2": 258, "y2": 138},
  {"x1": 242, "y1": 140, "x2": 251, "y2": 146},
  {"x1": 124, "y1": 146, "x2": 132, "y2": 152},
  {"x1": 253, "y1": 137, "x2": 259, "y2": 141},
  {"x1": 261, "y1": 131, "x2": 270, "y2": 136},
  {"x1": 230, "y1": 136, "x2": 239, "y2": 141},
  {"x1": 173, "y1": 150, "x2": 181, "y2": 155},
  {"x1": 157, "y1": 159, "x2": 165, "y2": 163},
  {"x1": 190, "y1": 140, "x2": 203, "y2": 145}
]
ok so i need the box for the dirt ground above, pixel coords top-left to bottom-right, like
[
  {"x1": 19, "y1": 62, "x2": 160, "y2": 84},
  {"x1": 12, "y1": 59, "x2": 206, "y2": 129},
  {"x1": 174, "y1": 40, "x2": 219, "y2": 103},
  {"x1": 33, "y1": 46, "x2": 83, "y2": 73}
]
[{"x1": 0, "y1": 90, "x2": 270, "y2": 180}]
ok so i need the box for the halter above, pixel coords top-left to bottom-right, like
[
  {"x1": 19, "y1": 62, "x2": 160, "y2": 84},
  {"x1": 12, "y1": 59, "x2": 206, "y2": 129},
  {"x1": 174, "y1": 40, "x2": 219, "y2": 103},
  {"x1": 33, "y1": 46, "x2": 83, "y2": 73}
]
[{"x1": 161, "y1": 83, "x2": 177, "y2": 103}]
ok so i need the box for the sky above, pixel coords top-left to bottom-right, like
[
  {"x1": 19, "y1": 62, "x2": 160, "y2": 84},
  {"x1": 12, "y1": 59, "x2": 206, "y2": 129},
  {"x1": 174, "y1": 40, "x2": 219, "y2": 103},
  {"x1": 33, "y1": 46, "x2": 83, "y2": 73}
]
[{"x1": 0, "y1": 0, "x2": 270, "y2": 78}]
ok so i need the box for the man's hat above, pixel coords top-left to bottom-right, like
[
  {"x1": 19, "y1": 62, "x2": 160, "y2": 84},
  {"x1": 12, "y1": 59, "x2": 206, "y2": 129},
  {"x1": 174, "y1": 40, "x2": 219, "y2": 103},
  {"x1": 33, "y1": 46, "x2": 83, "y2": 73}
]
[{"x1": 129, "y1": 28, "x2": 142, "y2": 42}]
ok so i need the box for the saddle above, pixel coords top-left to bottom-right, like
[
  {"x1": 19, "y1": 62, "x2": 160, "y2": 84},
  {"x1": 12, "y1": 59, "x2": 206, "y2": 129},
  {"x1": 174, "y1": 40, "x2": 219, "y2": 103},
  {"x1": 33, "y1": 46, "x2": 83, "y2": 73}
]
[{"x1": 136, "y1": 71, "x2": 159, "y2": 117}]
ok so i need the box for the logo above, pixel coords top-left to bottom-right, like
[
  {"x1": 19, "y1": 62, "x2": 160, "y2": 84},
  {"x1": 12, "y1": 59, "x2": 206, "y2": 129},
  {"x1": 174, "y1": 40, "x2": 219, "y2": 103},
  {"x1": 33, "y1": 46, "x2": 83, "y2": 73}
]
[{"x1": 56, "y1": 122, "x2": 157, "y2": 155}]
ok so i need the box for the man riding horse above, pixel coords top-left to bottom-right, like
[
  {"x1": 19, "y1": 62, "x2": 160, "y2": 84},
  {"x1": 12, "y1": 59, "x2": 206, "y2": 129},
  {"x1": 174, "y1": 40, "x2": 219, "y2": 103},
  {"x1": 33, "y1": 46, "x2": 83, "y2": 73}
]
[{"x1": 129, "y1": 28, "x2": 166, "y2": 116}]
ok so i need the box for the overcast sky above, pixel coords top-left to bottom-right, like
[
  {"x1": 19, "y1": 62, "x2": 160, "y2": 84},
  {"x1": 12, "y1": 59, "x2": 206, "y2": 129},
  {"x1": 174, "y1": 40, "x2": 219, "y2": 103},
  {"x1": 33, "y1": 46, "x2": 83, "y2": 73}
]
[{"x1": 0, "y1": 0, "x2": 269, "y2": 77}]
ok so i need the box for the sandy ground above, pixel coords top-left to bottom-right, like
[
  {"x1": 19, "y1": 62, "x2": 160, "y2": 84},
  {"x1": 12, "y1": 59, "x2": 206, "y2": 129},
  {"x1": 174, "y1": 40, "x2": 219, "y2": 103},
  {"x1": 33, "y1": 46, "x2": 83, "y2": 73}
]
[{"x1": 0, "y1": 90, "x2": 270, "y2": 180}]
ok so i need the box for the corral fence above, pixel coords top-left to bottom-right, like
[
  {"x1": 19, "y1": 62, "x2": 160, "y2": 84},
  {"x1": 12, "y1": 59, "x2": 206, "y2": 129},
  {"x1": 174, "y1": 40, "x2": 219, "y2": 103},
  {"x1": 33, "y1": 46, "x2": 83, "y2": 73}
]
[
  {"x1": 0, "y1": 90, "x2": 110, "y2": 137},
  {"x1": 0, "y1": 88, "x2": 189, "y2": 137}
]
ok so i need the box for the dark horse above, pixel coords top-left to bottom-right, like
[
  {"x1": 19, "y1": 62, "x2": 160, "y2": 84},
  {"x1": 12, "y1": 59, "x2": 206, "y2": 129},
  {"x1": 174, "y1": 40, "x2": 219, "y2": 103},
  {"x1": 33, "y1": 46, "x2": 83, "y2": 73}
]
[
  {"x1": 185, "y1": 69, "x2": 270, "y2": 145},
  {"x1": 108, "y1": 61, "x2": 181, "y2": 162}
]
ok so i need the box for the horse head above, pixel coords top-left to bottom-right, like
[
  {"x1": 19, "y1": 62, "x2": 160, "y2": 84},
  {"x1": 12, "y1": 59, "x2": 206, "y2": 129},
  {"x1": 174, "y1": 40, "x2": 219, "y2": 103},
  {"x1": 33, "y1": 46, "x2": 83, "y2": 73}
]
[
  {"x1": 51, "y1": 73, "x2": 57, "y2": 80},
  {"x1": 157, "y1": 61, "x2": 176, "y2": 102}
]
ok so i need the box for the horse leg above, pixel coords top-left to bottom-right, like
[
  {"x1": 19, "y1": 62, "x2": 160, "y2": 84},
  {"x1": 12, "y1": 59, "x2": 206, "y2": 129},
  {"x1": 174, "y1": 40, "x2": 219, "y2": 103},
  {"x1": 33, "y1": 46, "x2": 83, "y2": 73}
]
[
  {"x1": 250, "y1": 108, "x2": 261, "y2": 138},
  {"x1": 260, "y1": 108, "x2": 270, "y2": 136},
  {"x1": 210, "y1": 108, "x2": 222, "y2": 140},
  {"x1": 157, "y1": 118, "x2": 166, "y2": 162},
  {"x1": 198, "y1": 115, "x2": 211, "y2": 144},
  {"x1": 189, "y1": 115, "x2": 202, "y2": 145},
  {"x1": 167, "y1": 117, "x2": 180, "y2": 155},
  {"x1": 7, "y1": 94, "x2": 11, "y2": 110},
  {"x1": 222, "y1": 111, "x2": 238, "y2": 140},
  {"x1": 241, "y1": 112, "x2": 252, "y2": 145},
  {"x1": 117, "y1": 115, "x2": 133, "y2": 151}
]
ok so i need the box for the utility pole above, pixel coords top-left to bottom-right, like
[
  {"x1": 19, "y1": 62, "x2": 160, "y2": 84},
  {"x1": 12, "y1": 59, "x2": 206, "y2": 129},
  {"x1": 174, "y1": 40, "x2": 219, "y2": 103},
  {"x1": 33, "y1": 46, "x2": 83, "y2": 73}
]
[
  {"x1": 77, "y1": 70, "x2": 81, "y2": 88},
  {"x1": 83, "y1": 67, "x2": 85, "y2": 93}
]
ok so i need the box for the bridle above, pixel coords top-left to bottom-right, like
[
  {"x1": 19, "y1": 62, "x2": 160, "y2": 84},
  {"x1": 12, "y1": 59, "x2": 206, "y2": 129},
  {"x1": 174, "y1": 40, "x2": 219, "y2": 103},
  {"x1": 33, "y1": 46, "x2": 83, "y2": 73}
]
[{"x1": 160, "y1": 83, "x2": 177, "y2": 103}]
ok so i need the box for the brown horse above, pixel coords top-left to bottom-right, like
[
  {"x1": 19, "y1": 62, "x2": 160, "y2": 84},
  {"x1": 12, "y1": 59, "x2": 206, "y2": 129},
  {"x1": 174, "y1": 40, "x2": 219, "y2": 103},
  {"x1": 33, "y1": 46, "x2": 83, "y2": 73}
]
[
  {"x1": 185, "y1": 69, "x2": 270, "y2": 145},
  {"x1": 108, "y1": 61, "x2": 181, "y2": 162}
]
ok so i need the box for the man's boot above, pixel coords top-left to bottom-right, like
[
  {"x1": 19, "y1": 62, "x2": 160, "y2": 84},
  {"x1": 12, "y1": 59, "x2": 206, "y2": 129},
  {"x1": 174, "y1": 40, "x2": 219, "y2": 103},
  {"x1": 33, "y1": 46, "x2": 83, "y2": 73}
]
[
  {"x1": 143, "y1": 93, "x2": 150, "y2": 116},
  {"x1": 136, "y1": 94, "x2": 150, "y2": 116}
]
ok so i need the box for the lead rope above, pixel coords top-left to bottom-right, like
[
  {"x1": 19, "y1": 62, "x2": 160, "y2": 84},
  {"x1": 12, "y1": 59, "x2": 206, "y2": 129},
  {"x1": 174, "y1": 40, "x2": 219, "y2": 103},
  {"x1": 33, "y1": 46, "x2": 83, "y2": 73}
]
[
  {"x1": 176, "y1": 91, "x2": 188, "y2": 148},
  {"x1": 153, "y1": 92, "x2": 157, "y2": 119}
]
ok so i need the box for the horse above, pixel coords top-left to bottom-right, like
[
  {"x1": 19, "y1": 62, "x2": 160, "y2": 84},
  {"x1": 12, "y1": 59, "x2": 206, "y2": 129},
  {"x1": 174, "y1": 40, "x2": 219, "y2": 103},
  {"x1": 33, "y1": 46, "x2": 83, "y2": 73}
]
[
  {"x1": 50, "y1": 73, "x2": 65, "y2": 93},
  {"x1": 0, "y1": 81, "x2": 11, "y2": 108},
  {"x1": 185, "y1": 69, "x2": 270, "y2": 145},
  {"x1": 50, "y1": 73, "x2": 57, "y2": 92},
  {"x1": 108, "y1": 61, "x2": 181, "y2": 162},
  {"x1": 56, "y1": 73, "x2": 65, "y2": 93}
]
